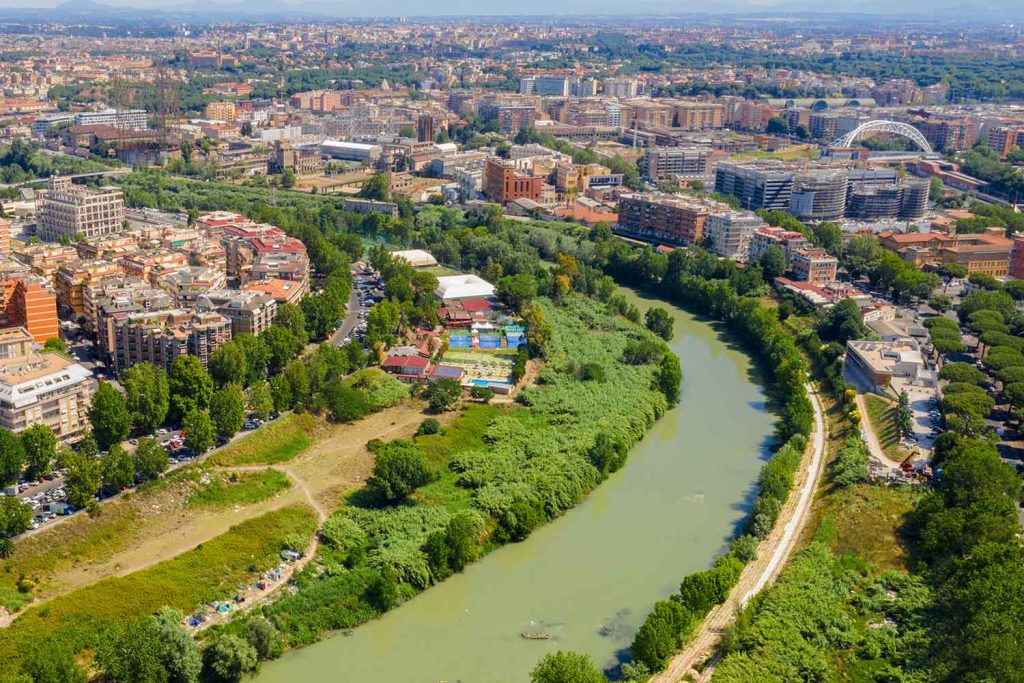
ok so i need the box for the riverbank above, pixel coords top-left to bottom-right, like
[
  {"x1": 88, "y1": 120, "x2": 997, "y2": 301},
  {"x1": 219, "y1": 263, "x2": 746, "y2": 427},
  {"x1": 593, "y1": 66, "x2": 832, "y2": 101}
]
[
  {"x1": 650, "y1": 383, "x2": 827, "y2": 682},
  {"x1": 252, "y1": 290, "x2": 775, "y2": 682}
]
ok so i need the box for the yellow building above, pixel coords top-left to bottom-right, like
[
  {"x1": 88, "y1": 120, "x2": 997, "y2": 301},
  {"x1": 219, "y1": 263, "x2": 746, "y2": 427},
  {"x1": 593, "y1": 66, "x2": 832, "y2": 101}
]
[{"x1": 204, "y1": 101, "x2": 237, "y2": 123}]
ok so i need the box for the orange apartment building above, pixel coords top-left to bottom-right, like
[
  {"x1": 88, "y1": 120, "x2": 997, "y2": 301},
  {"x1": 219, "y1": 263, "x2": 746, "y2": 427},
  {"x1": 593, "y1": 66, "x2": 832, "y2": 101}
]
[
  {"x1": 8, "y1": 277, "x2": 59, "y2": 343},
  {"x1": 483, "y1": 158, "x2": 543, "y2": 205},
  {"x1": 0, "y1": 218, "x2": 9, "y2": 257},
  {"x1": 55, "y1": 259, "x2": 124, "y2": 318}
]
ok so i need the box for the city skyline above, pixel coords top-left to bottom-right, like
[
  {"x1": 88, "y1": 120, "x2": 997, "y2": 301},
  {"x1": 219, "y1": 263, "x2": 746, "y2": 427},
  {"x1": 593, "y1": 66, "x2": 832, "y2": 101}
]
[{"x1": 0, "y1": 0, "x2": 1021, "y2": 19}]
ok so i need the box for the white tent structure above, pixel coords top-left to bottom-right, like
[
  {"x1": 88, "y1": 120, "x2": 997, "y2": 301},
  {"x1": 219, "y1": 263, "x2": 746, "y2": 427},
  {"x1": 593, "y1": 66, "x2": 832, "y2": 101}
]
[{"x1": 435, "y1": 274, "x2": 495, "y2": 301}]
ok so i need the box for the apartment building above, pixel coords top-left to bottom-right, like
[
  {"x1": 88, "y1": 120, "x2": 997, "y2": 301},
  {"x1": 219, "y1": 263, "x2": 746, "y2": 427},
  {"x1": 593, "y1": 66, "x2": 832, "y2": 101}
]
[
  {"x1": 8, "y1": 277, "x2": 58, "y2": 344},
  {"x1": 195, "y1": 290, "x2": 277, "y2": 337},
  {"x1": 790, "y1": 247, "x2": 839, "y2": 284},
  {"x1": 483, "y1": 157, "x2": 543, "y2": 205},
  {"x1": 603, "y1": 78, "x2": 639, "y2": 98},
  {"x1": 12, "y1": 242, "x2": 79, "y2": 284},
  {"x1": 242, "y1": 278, "x2": 306, "y2": 307},
  {"x1": 73, "y1": 108, "x2": 147, "y2": 130},
  {"x1": 704, "y1": 212, "x2": 766, "y2": 261},
  {"x1": 35, "y1": 177, "x2": 125, "y2": 242},
  {"x1": 641, "y1": 147, "x2": 714, "y2": 180},
  {"x1": 218, "y1": 219, "x2": 310, "y2": 291},
  {"x1": 205, "y1": 101, "x2": 237, "y2": 122},
  {"x1": 617, "y1": 193, "x2": 730, "y2": 245},
  {"x1": 519, "y1": 76, "x2": 572, "y2": 96},
  {"x1": 714, "y1": 161, "x2": 794, "y2": 211},
  {"x1": 912, "y1": 116, "x2": 975, "y2": 152},
  {"x1": 157, "y1": 267, "x2": 229, "y2": 307},
  {"x1": 986, "y1": 125, "x2": 1024, "y2": 158},
  {"x1": 748, "y1": 226, "x2": 809, "y2": 265},
  {"x1": 0, "y1": 351, "x2": 94, "y2": 443},
  {"x1": 673, "y1": 102, "x2": 724, "y2": 130},
  {"x1": 788, "y1": 171, "x2": 848, "y2": 221},
  {"x1": 54, "y1": 259, "x2": 124, "y2": 318},
  {"x1": 111, "y1": 309, "x2": 231, "y2": 373},
  {"x1": 0, "y1": 218, "x2": 9, "y2": 257},
  {"x1": 0, "y1": 327, "x2": 33, "y2": 359}
]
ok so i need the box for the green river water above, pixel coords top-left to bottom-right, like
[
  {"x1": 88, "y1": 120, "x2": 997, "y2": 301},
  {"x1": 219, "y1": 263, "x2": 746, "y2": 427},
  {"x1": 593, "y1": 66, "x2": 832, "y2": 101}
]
[{"x1": 254, "y1": 289, "x2": 775, "y2": 683}]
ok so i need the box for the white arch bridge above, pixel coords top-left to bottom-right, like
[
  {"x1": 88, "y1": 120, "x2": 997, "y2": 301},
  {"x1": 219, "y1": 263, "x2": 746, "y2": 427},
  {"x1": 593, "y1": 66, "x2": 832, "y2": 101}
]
[{"x1": 831, "y1": 120, "x2": 934, "y2": 155}]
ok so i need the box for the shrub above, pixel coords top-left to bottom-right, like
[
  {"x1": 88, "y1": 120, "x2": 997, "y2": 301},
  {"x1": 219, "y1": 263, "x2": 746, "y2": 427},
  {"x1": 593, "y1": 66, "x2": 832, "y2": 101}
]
[
  {"x1": 415, "y1": 418, "x2": 440, "y2": 436},
  {"x1": 367, "y1": 440, "x2": 433, "y2": 502}
]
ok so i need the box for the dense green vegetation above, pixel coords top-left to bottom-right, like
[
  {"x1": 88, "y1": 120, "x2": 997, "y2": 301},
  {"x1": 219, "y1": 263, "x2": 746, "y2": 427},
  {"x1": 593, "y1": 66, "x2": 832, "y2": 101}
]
[
  {"x1": 211, "y1": 294, "x2": 674, "y2": 652},
  {"x1": 0, "y1": 138, "x2": 116, "y2": 185},
  {"x1": 0, "y1": 506, "x2": 317, "y2": 678}
]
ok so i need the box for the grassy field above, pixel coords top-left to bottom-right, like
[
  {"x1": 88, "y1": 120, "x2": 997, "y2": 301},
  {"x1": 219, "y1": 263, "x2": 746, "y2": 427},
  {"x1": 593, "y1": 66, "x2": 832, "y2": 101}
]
[
  {"x1": 864, "y1": 394, "x2": 905, "y2": 462},
  {"x1": 210, "y1": 413, "x2": 315, "y2": 466},
  {"x1": 188, "y1": 469, "x2": 292, "y2": 508},
  {"x1": 815, "y1": 484, "x2": 923, "y2": 571},
  {"x1": 0, "y1": 505, "x2": 317, "y2": 676}
]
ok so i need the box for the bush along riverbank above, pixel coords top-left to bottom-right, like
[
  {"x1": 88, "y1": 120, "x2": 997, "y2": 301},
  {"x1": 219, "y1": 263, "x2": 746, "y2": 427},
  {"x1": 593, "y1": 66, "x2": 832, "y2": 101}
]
[
  {"x1": 560, "y1": 242, "x2": 816, "y2": 682},
  {"x1": 205, "y1": 294, "x2": 680, "y2": 660}
]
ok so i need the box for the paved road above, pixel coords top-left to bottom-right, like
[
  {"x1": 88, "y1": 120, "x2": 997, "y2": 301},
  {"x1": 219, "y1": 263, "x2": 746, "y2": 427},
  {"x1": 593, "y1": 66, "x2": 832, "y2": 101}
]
[
  {"x1": 651, "y1": 383, "x2": 828, "y2": 683},
  {"x1": 328, "y1": 287, "x2": 361, "y2": 346}
]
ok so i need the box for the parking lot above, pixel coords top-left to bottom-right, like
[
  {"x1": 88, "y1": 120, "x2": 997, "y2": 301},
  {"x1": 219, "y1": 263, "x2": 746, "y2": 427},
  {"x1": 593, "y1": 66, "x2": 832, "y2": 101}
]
[
  {"x1": 329, "y1": 264, "x2": 382, "y2": 347},
  {"x1": 7, "y1": 414, "x2": 277, "y2": 538}
]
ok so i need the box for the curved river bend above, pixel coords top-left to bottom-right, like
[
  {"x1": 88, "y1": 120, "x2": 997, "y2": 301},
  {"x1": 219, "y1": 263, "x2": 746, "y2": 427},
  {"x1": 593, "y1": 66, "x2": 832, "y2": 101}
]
[{"x1": 255, "y1": 290, "x2": 774, "y2": 683}]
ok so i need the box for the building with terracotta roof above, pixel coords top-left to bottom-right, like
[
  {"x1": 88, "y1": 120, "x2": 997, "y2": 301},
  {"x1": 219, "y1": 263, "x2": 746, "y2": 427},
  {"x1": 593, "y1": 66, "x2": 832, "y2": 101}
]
[
  {"x1": 55, "y1": 259, "x2": 124, "y2": 318},
  {"x1": 12, "y1": 242, "x2": 79, "y2": 284},
  {"x1": 879, "y1": 227, "x2": 1012, "y2": 275},
  {"x1": 242, "y1": 278, "x2": 306, "y2": 306}
]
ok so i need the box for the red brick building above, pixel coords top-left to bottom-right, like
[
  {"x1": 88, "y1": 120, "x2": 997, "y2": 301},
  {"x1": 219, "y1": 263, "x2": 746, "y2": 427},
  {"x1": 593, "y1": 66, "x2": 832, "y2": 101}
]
[{"x1": 483, "y1": 158, "x2": 543, "y2": 205}]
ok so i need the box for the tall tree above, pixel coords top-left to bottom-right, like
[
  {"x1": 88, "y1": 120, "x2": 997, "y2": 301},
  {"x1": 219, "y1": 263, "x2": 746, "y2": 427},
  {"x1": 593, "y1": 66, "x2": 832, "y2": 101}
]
[
  {"x1": 121, "y1": 362, "x2": 170, "y2": 434},
  {"x1": 209, "y1": 342, "x2": 248, "y2": 388},
  {"x1": 168, "y1": 355, "x2": 213, "y2": 420},
  {"x1": 134, "y1": 437, "x2": 168, "y2": 482},
  {"x1": 758, "y1": 245, "x2": 787, "y2": 279},
  {"x1": 183, "y1": 410, "x2": 215, "y2": 455},
  {"x1": 273, "y1": 303, "x2": 309, "y2": 347},
  {"x1": 89, "y1": 382, "x2": 131, "y2": 450},
  {"x1": 101, "y1": 445, "x2": 135, "y2": 494},
  {"x1": 210, "y1": 384, "x2": 245, "y2": 439},
  {"x1": 21, "y1": 424, "x2": 57, "y2": 479},
  {"x1": 63, "y1": 451, "x2": 101, "y2": 509},
  {"x1": 530, "y1": 651, "x2": 606, "y2": 683},
  {"x1": 0, "y1": 429, "x2": 25, "y2": 486}
]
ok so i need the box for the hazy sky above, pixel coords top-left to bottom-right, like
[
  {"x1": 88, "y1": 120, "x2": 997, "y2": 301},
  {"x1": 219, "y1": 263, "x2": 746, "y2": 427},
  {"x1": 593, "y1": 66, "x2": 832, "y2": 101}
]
[{"x1": 0, "y1": 0, "x2": 1016, "y2": 16}]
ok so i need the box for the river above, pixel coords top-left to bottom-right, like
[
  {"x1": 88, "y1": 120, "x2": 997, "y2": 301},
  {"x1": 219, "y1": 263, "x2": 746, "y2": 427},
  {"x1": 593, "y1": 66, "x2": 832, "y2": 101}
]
[{"x1": 254, "y1": 289, "x2": 775, "y2": 683}]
